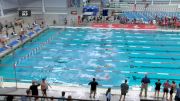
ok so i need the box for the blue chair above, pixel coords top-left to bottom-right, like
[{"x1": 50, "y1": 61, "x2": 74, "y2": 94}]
[
  {"x1": 7, "y1": 40, "x2": 19, "y2": 47},
  {"x1": 28, "y1": 32, "x2": 34, "y2": 36},
  {"x1": 35, "y1": 29, "x2": 41, "y2": 33},
  {"x1": 0, "y1": 47, "x2": 8, "y2": 52},
  {"x1": 22, "y1": 35, "x2": 27, "y2": 41}
]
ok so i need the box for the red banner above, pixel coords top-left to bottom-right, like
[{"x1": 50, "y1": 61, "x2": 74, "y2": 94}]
[{"x1": 91, "y1": 23, "x2": 157, "y2": 30}]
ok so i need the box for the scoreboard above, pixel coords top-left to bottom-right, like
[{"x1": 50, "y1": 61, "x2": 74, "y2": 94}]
[{"x1": 19, "y1": 10, "x2": 31, "y2": 17}]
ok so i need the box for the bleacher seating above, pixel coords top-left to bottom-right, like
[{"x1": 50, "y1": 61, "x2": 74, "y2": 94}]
[
  {"x1": 107, "y1": 1, "x2": 180, "y2": 12},
  {"x1": 122, "y1": 11, "x2": 180, "y2": 22}
]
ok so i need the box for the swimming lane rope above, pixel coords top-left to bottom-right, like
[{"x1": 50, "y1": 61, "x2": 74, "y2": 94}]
[{"x1": 14, "y1": 31, "x2": 61, "y2": 66}]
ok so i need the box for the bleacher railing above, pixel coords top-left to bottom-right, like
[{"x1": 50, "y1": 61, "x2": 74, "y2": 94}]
[
  {"x1": 0, "y1": 94, "x2": 100, "y2": 101},
  {"x1": 105, "y1": 2, "x2": 180, "y2": 12},
  {"x1": 108, "y1": 0, "x2": 180, "y2": 5}
]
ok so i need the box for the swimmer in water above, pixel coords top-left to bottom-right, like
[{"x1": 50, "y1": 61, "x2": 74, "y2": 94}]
[
  {"x1": 104, "y1": 64, "x2": 112, "y2": 68},
  {"x1": 132, "y1": 76, "x2": 137, "y2": 80},
  {"x1": 80, "y1": 73, "x2": 110, "y2": 81},
  {"x1": 97, "y1": 65, "x2": 103, "y2": 68},
  {"x1": 130, "y1": 65, "x2": 134, "y2": 68},
  {"x1": 96, "y1": 64, "x2": 113, "y2": 68},
  {"x1": 96, "y1": 73, "x2": 110, "y2": 81},
  {"x1": 105, "y1": 48, "x2": 113, "y2": 51}
]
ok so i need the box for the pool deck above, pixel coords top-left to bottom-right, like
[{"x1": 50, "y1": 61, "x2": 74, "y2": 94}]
[
  {"x1": 0, "y1": 82, "x2": 173, "y2": 101},
  {"x1": 0, "y1": 27, "x2": 46, "y2": 59}
]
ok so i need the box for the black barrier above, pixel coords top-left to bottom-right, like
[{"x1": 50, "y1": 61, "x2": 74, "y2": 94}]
[{"x1": 0, "y1": 94, "x2": 100, "y2": 101}]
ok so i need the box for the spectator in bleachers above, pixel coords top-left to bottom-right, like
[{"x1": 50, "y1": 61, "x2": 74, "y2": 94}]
[
  {"x1": 41, "y1": 21, "x2": 44, "y2": 28},
  {"x1": 53, "y1": 20, "x2": 56, "y2": 25},
  {"x1": 29, "y1": 81, "x2": 40, "y2": 100},
  {"x1": 154, "y1": 79, "x2": 161, "y2": 97},
  {"x1": 64, "y1": 18, "x2": 67, "y2": 25},
  {"x1": 58, "y1": 91, "x2": 65, "y2": 101},
  {"x1": 6, "y1": 95, "x2": 14, "y2": 101},
  {"x1": 139, "y1": 74, "x2": 150, "y2": 97},
  {"x1": 33, "y1": 21, "x2": 37, "y2": 27},
  {"x1": 169, "y1": 81, "x2": 176, "y2": 101},
  {"x1": 19, "y1": 26, "x2": 27, "y2": 42},
  {"x1": 67, "y1": 95, "x2": 72, "y2": 101},
  {"x1": 175, "y1": 83, "x2": 180, "y2": 101},
  {"x1": 163, "y1": 80, "x2": 170, "y2": 100},
  {"x1": 50, "y1": 96, "x2": 54, "y2": 101},
  {"x1": 19, "y1": 34, "x2": 23, "y2": 42},
  {"x1": 1, "y1": 38, "x2": 8, "y2": 48},
  {"x1": 0, "y1": 22, "x2": 3, "y2": 32},
  {"x1": 11, "y1": 28, "x2": 17, "y2": 36},
  {"x1": 120, "y1": 79, "x2": 129, "y2": 101},
  {"x1": 88, "y1": 78, "x2": 98, "y2": 98},
  {"x1": 26, "y1": 89, "x2": 31, "y2": 96},
  {"x1": 27, "y1": 23, "x2": 32, "y2": 30},
  {"x1": 106, "y1": 88, "x2": 111, "y2": 101},
  {"x1": 5, "y1": 23, "x2": 8, "y2": 29},
  {"x1": 5, "y1": 30, "x2": 9, "y2": 38},
  {"x1": 21, "y1": 89, "x2": 31, "y2": 101},
  {"x1": 26, "y1": 89, "x2": 31, "y2": 101}
]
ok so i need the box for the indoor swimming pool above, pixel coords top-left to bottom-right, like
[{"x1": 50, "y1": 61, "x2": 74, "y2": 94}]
[{"x1": 0, "y1": 27, "x2": 180, "y2": 88}]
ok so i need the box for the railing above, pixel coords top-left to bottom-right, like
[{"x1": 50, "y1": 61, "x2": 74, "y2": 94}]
[
  {"x1": 105, "y1": 2, "x2": 180, "y2": 12},
  {"x1": 109, "y1": 0, "x2": 180, "y2": 4},
  {"x1": 0, "y1": 94, "x2": 100, "y2": 101}
]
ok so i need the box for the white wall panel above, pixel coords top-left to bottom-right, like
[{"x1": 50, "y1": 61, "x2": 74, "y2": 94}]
[
  {"x1": 45, "y1": 0, "x2": 67, "y2": 8},
  {"x1": 2, "y1": 0, "x2": 19, "y2": 9},
  {"x1": 18, "y1": 0, "x2": 42, "y2": 8}
]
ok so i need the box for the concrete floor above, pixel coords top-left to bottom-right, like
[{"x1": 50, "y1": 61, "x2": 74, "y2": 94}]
[{"x1": 0, "y1": 82, "x2": 176, "y2": 101}]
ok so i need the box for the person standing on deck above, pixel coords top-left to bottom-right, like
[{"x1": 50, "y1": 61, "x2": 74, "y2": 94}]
[
  {"x1": 154, "y1": 79, "x2": 161, "y2": 97},
  {"x1": 29, "y1": 81, "x2": 40, "y2": 100},
  {"x1": 88, "y1": 78, "x2": 98, "y2": 98},
  {"x1": 139, "y1": 74, "x2": 150, "y2": 97},
  {"x1": 163, "y1": 80, "x2": 170, "y2": 100},
  {"x1": 175, "y1": 83, "x2": 180, "y2": 101},
  {"x1": 120, "y1": 79, "x2": 129, "y2": 101}
]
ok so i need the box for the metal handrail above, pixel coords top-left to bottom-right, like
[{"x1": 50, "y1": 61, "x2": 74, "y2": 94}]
[{"x1": 0, "y1": 94, "x2": 100, "y2": 101}]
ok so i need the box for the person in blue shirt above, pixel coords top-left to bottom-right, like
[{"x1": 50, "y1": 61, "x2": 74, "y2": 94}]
[
  {"x1": 139, "y1": 74, "x2": 150, "y2": 97},
  {"x1": 175, "y1": 83, "x2": 180, "y2": 101}
]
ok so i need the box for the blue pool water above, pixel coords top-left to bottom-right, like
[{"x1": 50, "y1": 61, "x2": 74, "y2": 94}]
[{"x1": 0, "y1": 28, "x2": 180, "y2": 88}]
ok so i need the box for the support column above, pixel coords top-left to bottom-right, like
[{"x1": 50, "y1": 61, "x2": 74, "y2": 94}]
[
  {"x1": 151, "y1": 0, "x2": 153, "y2": 5},
  {"x1": 0, "y1": 0, "x2": 4, "y2": 16},
  {"x1": 42, "y1": 0, "x2": 45, "y2": 13},
  {"x1": 169, "y1": 0, "x2": 171, "y2": 4},
  {"x1": 135, "y1": 0, "x2": 136, "y2": 4}
]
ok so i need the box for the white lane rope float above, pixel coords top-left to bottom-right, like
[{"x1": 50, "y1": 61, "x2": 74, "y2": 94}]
[{"x1": 14, "y1": 31, "x2": 62, "y2": 66}]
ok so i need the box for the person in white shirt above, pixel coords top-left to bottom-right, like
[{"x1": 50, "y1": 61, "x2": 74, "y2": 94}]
[{"x1": 106, "y1": 88, "x2": 111, "y2": 101}]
